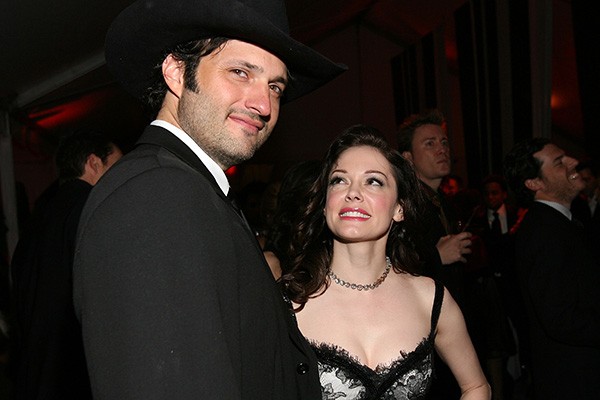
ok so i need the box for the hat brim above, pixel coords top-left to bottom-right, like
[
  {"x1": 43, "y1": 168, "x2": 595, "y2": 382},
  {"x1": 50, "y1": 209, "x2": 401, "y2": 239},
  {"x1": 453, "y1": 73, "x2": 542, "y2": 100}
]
[{"x1": 105, "y1": 0, "x2": 347, "y2": 102}]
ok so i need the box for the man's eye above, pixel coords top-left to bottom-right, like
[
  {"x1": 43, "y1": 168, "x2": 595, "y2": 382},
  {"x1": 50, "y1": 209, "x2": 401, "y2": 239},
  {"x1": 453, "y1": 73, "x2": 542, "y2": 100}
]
[
  {"x1": 232, "y1": 69, "x2": 248, "y2": 78},
  {"x1": 270, "y1": 84, "x2": 284, "y2": 97}
]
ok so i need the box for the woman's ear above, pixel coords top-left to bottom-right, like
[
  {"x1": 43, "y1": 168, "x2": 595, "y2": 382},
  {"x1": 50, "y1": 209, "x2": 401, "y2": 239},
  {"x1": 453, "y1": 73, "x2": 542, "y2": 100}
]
[
  {"x1": 162, "y1": 54, "x2": 185, "y2": 98},
  {"x1": 393, "y1": 205, "x2": 404, "y2": 222}
]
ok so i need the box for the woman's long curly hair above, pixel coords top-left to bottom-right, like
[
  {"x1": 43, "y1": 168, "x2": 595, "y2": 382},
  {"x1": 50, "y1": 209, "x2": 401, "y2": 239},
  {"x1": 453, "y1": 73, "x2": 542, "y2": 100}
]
[{"x1": 280, "y1": 124, "x2": 425, "y2": 309}]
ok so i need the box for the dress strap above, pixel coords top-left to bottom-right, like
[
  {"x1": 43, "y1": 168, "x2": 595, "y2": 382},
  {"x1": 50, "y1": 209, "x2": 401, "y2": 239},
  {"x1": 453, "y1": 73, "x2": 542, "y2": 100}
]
[{"x1": 430, "y1": 280, "x2": 445, "y2": 337}]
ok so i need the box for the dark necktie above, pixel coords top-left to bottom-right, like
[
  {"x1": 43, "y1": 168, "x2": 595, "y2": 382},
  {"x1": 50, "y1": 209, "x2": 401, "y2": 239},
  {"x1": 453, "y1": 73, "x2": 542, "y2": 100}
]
[
  {"x1": 491, "y1": 211, "x2": 502, "y2": 236},
  {"x1": 424, "y1": 185, "x2": 451, "y2": 234}
]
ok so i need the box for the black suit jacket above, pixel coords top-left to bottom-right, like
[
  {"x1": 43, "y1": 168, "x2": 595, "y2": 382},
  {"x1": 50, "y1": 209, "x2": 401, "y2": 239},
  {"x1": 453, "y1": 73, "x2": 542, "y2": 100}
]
[
  {"x1": 415, "y1": 183, "x2": 465, "y2": 306},
  {"x1": 514, "y1": 202, "x2": 600, "y2": 399},
  {"x1": 469, "y1": 204, "x2": 518, "y2": 277},
  {"x1": 73, "y1": 125, "x2": 320, "y2": 399},
  {"x1": 11, "y1": 179, "x2": 93, "y2": 400},
  {"x1": 571, "y1": 194, "x2": 600, "y2": 259}
]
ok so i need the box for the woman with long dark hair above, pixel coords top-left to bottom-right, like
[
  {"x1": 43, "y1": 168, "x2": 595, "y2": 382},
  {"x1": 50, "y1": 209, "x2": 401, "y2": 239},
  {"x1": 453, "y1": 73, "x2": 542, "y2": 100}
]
[{"x1": 281, "y1": 125, "x2": 490, "y2": 400}]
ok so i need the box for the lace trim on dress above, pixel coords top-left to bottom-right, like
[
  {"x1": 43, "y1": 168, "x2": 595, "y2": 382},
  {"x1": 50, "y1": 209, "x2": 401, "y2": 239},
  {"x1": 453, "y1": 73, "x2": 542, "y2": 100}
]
[
  {"x1": 311, "y1": 339, "x2": 435, "y2": 400},
  {"x1": 309, "y1": 280, "x2": 445, "y2": 400}
]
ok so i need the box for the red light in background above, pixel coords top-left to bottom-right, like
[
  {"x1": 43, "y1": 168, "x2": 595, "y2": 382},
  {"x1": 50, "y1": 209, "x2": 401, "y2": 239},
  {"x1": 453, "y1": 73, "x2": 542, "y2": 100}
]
[
  {"x1": 225, "y1": 166, "x2": 238, "y2": 177},
  {"x1": 26, "y1": 89, "x2": 113, "y2": 130},
  {"x1": 550, "y1": 92, "x2": 562, "y2": 109},
  {"x1": 445, "y1": 41, "x2": 458, "y2": 64}
]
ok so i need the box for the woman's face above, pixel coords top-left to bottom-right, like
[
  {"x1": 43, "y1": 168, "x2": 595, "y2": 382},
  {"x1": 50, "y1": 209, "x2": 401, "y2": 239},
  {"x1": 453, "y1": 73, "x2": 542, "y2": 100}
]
[{"x1": 325, "y1": 145, "x2": 404, "y2": 244}]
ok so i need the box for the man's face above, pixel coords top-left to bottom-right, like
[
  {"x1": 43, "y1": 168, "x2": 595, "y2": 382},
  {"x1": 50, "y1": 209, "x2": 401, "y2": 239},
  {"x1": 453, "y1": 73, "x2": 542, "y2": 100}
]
[
  {"x1": 401, "y1": 124, "x2": 450, "y2": 189},
  {"x1": 531, "y1": 144, "x2": 585, "y2": 205},
  {"x1": 177, "y1": 40, "x2": 288, "y2": 169},
  {"x1": 483, "y1": 182, "x2": 507, "y2": 211}
]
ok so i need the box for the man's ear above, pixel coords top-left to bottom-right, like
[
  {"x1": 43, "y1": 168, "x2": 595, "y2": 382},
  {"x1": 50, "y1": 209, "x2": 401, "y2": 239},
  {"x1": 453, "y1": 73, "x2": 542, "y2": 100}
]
[
  {"x1": 524, "y1": 177, "x2": 542, "y2": 192},
  {"x1": 162, "y1": 54, "x2": 185, "y2": 98},
  {"x1": 401, "y1": 151, "x2": 413, "y2": 163},
  {"x1": 86, "y1": 154, "x2": 102, "y2": 175},
  {"x1": 79, "y1": 154, "x2": 103, "y2": 185}
]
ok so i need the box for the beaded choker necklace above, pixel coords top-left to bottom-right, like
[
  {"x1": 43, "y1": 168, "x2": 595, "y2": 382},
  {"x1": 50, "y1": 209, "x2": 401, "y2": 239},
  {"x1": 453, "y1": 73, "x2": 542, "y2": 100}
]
[{"x1": 328, "y1": 257, "x2": 392, "y2": 291}]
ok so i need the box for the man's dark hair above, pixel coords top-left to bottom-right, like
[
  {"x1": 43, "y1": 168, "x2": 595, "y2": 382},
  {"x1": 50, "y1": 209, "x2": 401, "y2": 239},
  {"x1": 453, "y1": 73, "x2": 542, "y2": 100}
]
[
  {"x1": 55, "y1": 127, "x2": 116, "y2": 182},
  {"x1": 503, "y1": 137, "x2": 550, "y2": 204},
  {"x1": 482, "y1": 174, "x2": 508, "y2": 193},
  {"x1": 397, "y1": 109, "x2": 446, "y2": 153},
  {"x1": 143, "y1": 37, "x2": 230, "y2": 116}
]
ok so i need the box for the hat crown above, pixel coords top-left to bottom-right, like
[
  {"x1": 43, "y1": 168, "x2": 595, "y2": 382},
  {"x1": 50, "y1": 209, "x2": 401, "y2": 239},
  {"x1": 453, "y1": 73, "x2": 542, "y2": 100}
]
[
  {"x1": 105, "y1": 0, "x2": 346, "y2": 102},
  {"x1": 242, "y1": 0, "x2": 289, "y2": 34}
]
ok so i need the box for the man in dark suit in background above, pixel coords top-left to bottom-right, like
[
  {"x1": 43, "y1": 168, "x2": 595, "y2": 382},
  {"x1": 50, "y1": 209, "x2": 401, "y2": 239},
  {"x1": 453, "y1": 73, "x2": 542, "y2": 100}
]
[
  {"x1": 503, "y1": 137, "x2": 600, "y2": 399},
  {"x1": 398, "y1": 109, "x2": 472, "y2": 304},
  {"x1": 570, "y1": 160, "x2": 600, "y2": 258},
  {"x1": 10, "y1": 127, "x2": 121, "y2": 399},
  {"x1": 471, "y1": 175, "x2": 519, "y2": 299},
  {"x1": 470, "y1": 174, "x2": 527, "y2": 396},
  {"x1": 73, "y1": 0, "x2": 346, "y2": 399},
  {"x1": 398, "y1": 109, "x2": 473, "y2": 400}
]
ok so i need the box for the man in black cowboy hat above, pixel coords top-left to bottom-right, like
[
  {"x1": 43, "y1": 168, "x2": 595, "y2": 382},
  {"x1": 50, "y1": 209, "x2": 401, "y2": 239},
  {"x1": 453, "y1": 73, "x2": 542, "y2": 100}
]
[{"x1": 72, "y1": 0, "x2": 346, "y2": 399}]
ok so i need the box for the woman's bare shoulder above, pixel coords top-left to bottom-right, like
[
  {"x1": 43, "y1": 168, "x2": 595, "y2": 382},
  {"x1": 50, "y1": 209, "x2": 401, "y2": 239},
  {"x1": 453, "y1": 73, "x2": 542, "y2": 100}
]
[{"x1": 401, "y1": 273, "x2": 436, "y2": 293}]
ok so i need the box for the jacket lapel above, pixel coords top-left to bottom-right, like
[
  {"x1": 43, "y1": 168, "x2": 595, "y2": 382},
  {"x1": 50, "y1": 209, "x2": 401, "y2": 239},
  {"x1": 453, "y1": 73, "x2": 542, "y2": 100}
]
[
  {"x1": 137, "y1": 126, "x2": 315, "y2": 360},
  {"x1": 135, "y1": 125, "x2": 255, "y2": 232},
  {"x1": 136, "y1": 125, "x2": 224, "y2": 196}
]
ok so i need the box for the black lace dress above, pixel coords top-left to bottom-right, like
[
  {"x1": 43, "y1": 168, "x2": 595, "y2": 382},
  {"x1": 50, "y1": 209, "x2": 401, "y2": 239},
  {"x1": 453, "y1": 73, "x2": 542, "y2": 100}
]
[{"x1": 310, "y1": 281, "x2": 444, "y2": 400}]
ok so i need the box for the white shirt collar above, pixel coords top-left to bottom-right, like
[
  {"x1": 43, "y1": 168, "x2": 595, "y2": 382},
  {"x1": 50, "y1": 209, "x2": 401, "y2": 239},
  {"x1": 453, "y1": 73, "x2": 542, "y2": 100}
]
[
  {"x1": 536, "y1": 200, "x2": 572, "y2": 220},
  {"x1": 487, "y1": 203, "x2": 508, "y2": 233},
  {"x1": 487, "y1": 203, "x2": 506, "y2": 218},
  {"x1": 151, "y1": 120, "x2": 230, "y2": 195}
]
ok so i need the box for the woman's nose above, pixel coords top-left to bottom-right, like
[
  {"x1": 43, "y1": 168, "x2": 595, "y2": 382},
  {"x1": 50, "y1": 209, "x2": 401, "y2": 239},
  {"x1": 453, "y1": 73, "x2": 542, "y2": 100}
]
[{"x1": 345, "y1": 183, "x2": 362, "y2": 201}]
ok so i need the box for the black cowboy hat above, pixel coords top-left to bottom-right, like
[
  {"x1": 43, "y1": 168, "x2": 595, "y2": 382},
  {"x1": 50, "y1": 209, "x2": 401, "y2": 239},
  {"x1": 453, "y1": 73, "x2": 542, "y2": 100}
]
[{"x1": 105, "y1": 0, "x2": 347, "y2": 102}]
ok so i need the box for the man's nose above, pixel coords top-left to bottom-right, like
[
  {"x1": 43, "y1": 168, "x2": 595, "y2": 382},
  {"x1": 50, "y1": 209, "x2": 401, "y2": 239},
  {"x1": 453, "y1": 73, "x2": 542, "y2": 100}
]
[{"x1": 245, "y1": 84, "x2": 272, "y2": 117}]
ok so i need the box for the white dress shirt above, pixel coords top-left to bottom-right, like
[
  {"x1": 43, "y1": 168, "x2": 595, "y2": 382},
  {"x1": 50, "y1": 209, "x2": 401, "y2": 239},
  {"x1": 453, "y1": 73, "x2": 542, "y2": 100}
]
[
  {"x1": 537, "y1": 200, "x2": 572, "y2": 220},
  {"x1": 487, "y1": 203, "x2": 508, "y2": 234},
  {"x1": 151, "y1": 120, "x2": 230, "y2": 196}
]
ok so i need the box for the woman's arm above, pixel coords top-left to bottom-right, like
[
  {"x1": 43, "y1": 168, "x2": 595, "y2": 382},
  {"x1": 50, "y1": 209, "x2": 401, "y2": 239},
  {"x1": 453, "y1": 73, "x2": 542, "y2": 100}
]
[
  {"x1": 434, "y1": 287, "x2": 491, "y2": 400},
  {"x1": 263, "y1": 250, "x2": 282, "y2": 280}
]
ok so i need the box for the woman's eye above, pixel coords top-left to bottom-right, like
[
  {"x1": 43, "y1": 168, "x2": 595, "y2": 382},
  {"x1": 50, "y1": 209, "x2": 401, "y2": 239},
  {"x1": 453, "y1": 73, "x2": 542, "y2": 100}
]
[
  {"x1": 329, "y1": 176, "x2": 344, "y2": 186},
  {"x1": 367, "y1": 178, "x2": 383, "y2": 186}
]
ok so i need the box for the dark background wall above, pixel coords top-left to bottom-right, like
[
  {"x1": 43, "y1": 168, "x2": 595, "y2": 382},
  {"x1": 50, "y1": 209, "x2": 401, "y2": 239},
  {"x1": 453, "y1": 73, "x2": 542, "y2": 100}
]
[{"x1": 1, "y1": 0, "x2": 596, "y2": 256}]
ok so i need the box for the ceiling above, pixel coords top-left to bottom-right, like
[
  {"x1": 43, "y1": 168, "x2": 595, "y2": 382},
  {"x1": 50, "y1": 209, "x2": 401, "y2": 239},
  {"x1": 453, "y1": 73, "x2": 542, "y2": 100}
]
[
  {"x1": 1, "y1": 0, "x2": 128, "y2": 108},
  {"x1": 1, "y1": 0, "x2": 582, "y2": 154},
  {"x1": 0, "y1": 0, "x2": 466, "y2": 110}
]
